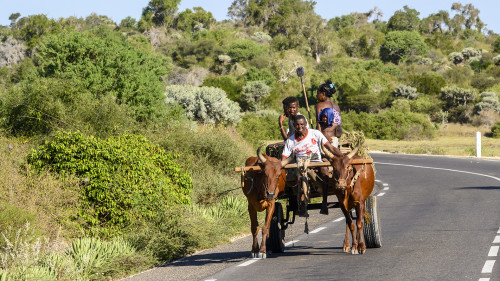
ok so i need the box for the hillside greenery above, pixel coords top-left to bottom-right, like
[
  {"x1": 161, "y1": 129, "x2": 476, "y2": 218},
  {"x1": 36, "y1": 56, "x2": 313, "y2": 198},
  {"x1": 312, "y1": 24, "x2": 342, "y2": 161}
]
[{"x1": 1, "y1": 1, "x2": 500, "y2": 279}]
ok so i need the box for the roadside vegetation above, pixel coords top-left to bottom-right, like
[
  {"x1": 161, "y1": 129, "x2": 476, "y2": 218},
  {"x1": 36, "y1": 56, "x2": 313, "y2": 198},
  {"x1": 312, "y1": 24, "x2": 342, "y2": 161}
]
[{"x1": 0, "y1": 0, "x2": 499, "y2": 279}]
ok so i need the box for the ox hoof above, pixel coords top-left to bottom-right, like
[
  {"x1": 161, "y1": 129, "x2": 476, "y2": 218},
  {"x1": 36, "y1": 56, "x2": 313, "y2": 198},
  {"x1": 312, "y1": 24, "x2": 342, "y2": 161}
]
[
  {"x1": 359, "y1": 249, "x2": 366, "y2": 254},
  {"x1": 251, "y1": 252, "x2": 258, "y2": 258},
  {"x1": 343, "y1": 247, "x2": 350, "y2": 253},
  {"x1": 351, "y1": 249, "x2": 359, "y2": 255},
  {"x1": 258, "y1": 252, "x2": 267, "y2": 259}
]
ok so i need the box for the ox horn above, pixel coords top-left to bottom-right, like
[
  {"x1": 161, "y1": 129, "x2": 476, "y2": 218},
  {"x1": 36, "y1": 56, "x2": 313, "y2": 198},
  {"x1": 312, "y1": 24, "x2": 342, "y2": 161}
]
[
  {"x1": 281, "y1": 152, "x2": 294, "y2": 167},
  {"x1": 257, "y1": 144, "x2": 267, "y2": 164},
  {"x1": 347, "y1": 142, "x2": 361, "y2": 159},
  {"x1": 321, "y1": 142, "x2": 335, "y2": 160}
]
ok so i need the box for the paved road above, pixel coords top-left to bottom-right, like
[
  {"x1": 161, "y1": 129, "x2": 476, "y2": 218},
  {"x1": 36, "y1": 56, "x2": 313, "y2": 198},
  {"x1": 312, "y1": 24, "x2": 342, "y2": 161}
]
[{"x1": 125, "y1": 153, "x2": 500, "y2": 281}]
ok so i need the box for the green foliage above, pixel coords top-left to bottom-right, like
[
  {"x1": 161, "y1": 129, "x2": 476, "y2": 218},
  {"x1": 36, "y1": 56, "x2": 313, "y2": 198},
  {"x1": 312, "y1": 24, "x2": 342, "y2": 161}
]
[
  {"x1": 387, "y1": 5, "x2": 421, "y2": 31},
  {"x1": 380, "y1": 31, "x2": 429, "y2": 64},
  {"x1": 34, "y1": 29, "x2": 172, "y2": 124},
  {"x1": 408, "y1": 72, "x2": 446, "y2": 95},
  {"x1": 27, "y1": 131, "x2": 192, "y2": 237},
  {"x1": 491, "y1": 121, "x2": 500, "y2": 138},
  {"x1": 226, "y1": 39, "x2": 266, "y2": 62},
  {"x1": 493, "y1": 37, "x2": 500, "y2": 53},
  {"x1": 164, "y1": 85, "x2": 242, "y2": 125},
  {"x1": 0, "y1": 205, "x2": 39, "y2": 249},
  {"x1": 242, "y1": 80, "x2": 271, "y2": 111},
  {"x1": 10, "y1": 15, "x2": 61, "y2": 50},
  {"x1": 141, "y1": 0, "x2": 181, "y2": 28},
  {"x1": 174, "y1": 7, "x2": 215, "y2": 32},
  {"x1": 440, "y1": 86, "x2": 477, "y2": 107},
  {"x1": 244, "y1": 67, "x2": 275, "y2": 85},
  {"x1": 393, "y1": 85, "x2": 419, "y2": 99},
  {"x1": 237, "y1": 111, "x2": 281, "y2": 147},
  {"x1": 202, "y1": 75, "x2": 243, "y2": 103},
  {"x1": 342, "y1": 109, "x2": 435, "y2": 140},
  {"x1": 475, "y1": 92, "x2": 500, "y2": 113},
  {"x1": 409, "y1": 95, "x2": 445, "y2": 121}
]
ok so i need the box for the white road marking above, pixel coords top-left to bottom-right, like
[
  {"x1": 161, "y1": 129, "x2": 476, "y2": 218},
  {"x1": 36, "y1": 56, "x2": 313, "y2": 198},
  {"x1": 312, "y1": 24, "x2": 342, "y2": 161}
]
[
  {"x1": 377, "y1": 192, "x2": 385, "y2": 197},
  {"x1": 383, "y1": 187, "x2": 390, "y2": 190},
  {"x1": 493, "y1": 236, "x2": 500, "y2": 243},
  {"x1": 374, "y1": 162, "x2": 500, "y2": 182},
  {"x1": 497, "y1": 226, "x2": 500, "y2": 234},
  {"x1": 488, "y1": 246, "x2": 499, "y2": 257},
  {"x1": 237, "y1": 258, "x2": 260, "y2": 267},
  {"x1": 310, "y1": 227, "x2": 327, "y2": 234},
  {"x1": 285, "y1": 240, "x2": 300, "y2": 246},
  {"x1": 383, "y1": 183, "x2": 389, "y2": 186},
  {"x1": 375, "y1": 179, "x2": 382, "y2": 183},
  {"x1": 478, "y1": 278, "x2": 490, "y2": 281},
  {"x1": 204, "y1": 279, "x2": 217, "y2": 281},
  {"x1": 481, "y1": 260, "x2": 495, "y2": 273},
  {"x1": 333, "y1": 217, "x2": 345, "y2": 222}
]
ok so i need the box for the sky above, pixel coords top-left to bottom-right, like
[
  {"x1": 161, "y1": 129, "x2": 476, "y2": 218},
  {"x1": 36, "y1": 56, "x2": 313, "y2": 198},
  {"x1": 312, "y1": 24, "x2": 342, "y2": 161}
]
[{"x1": 1, "y1": 0, "x2": 499, "y2": 34}]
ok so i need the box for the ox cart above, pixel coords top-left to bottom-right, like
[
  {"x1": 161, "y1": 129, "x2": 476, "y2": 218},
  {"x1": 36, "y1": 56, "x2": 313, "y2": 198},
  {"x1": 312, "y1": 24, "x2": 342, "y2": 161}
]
[{"x1": 234, "y1": 143, "x2": 382, "y2": 256}]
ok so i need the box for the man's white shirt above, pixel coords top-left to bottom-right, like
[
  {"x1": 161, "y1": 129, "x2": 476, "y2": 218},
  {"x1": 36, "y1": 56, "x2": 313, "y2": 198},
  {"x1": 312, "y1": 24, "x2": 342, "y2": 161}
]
[{"x1": 282, "y1": 129, "x2": 328, "y2": 162}]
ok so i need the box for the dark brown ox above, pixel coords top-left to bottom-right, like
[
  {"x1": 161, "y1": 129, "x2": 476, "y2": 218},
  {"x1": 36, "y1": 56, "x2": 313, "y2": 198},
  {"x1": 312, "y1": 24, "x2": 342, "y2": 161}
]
[
  {"x1": 242, "y1": 145, "x2": 293, "y2": 258},
  {"x1": 322, "y1": 143, "x2": 375, "y2": 254}
]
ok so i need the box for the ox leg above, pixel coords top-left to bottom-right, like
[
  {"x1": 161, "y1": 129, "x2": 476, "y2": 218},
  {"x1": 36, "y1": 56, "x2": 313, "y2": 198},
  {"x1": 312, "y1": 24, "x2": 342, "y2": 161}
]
[
  {"x1": 355, "y1": 201, "x2": 366, "y2": 254},
  {"x1": 249, "y1": 205, "x2": 260, "y2": 258},
  {"x1": 259, "y1": 202, "x2": 275, "y2": 259},
  {"x1": 339, "y1": 204, "x2": 355, "y2": 253}
]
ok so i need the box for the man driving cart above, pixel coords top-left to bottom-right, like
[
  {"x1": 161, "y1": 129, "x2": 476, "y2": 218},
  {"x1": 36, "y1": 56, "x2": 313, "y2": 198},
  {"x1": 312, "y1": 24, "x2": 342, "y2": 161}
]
[{"x1": 281, "y1": 115, "x2": 343, "y2": 216}]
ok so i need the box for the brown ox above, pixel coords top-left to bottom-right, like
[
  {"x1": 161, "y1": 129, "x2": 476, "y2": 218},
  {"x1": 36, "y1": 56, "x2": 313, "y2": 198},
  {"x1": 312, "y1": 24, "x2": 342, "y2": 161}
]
[
  {"x1": 322, "y1": 143, "x2": 375, "y2": 254},
  {"x1": 242, "y1": 145, "x2": 293, "y2": 258}
]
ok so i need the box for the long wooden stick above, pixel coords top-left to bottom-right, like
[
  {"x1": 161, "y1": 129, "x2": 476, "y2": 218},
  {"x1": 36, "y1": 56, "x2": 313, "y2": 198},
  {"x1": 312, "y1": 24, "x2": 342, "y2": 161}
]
[
  {"x1": 234, "y1": 158, "x2": 373, "y2": 172},
  {"x1": 300, "y1": 76, "x2": 313, "y2": 128}
]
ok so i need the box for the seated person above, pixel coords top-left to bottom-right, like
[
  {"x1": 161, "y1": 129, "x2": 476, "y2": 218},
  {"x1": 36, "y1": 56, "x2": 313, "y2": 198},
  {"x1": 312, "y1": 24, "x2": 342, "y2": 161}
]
[
  {"x1": 281, "y1": 115, "x2": 342, "y2": 215},
  {"x1": 279, "y1": 96, "x2": 309, "y2": 142},
  {"x1": 318, "y1": 107, "x2": 342, "y2": 148},
  {"x1": 315, "y1": 80, "x2": 342, "y2": 147}
]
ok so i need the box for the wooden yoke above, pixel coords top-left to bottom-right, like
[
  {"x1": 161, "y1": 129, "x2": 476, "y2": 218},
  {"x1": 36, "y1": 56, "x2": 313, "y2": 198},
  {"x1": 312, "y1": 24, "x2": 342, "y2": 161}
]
[{"x1": 234, "y1": 158, "x2": 373, "y2": 172}]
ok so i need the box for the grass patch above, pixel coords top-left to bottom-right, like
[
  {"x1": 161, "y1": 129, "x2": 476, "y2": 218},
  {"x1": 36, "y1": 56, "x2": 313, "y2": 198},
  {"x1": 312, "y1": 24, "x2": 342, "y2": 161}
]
[{"x1": 366, "y1": 123, "x2": 500, "y2": 157}]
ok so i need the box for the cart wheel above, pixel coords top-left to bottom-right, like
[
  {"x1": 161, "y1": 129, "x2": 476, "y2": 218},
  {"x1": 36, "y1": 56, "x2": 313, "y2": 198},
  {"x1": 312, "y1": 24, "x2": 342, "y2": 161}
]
[
  {"x1": 268, "y1": 202, "x2": 285, "y2": 253},
  {"x1": 363, "y1": 195, "x2": 382, "y2": 248}
]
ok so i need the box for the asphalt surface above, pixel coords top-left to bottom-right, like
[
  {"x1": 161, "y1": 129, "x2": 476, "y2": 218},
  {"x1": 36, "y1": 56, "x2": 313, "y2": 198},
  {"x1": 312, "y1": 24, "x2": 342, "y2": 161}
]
[{"x1": 124, "y1": 153, "x2": 500, "y2": 281}]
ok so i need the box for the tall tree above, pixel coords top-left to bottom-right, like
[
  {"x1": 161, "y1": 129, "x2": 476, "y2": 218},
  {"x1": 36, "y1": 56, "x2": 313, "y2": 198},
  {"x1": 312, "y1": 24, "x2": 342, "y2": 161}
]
[
  {"x1": 228, "y1": 0, "x2": 282, "y2": 27},
  {"x1": 450, "y1": 2, "x2": 484, "y2": 31},
  {"x1": 387, "y1": 5, "x2": 420, "y2": 31},
  {"x1": 140, "y1": 0, "x2": 181, "y2": 28}
]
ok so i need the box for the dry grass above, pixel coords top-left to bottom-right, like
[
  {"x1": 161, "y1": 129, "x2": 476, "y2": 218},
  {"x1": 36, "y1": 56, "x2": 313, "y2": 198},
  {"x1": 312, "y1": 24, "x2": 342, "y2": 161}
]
[
  {"x1": 0, "y1": 137, "x2": 81, "y2": 239},
  {"x1": 366, "y1": 123, "x2": 500, "y2": 157}
]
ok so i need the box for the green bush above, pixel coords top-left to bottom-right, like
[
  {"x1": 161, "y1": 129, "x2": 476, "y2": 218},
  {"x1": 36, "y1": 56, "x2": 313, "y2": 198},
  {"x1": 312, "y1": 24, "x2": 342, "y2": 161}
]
[
  {"x1": 492, "y1": 121, "x2": 500, "y2": 138},
  {"x1": 237, "y1": 111, "x2": 282, "y2": 147},
  {"x1": 380, "y1": 31, "x2": 429, "y2": 64},
  {"x1": 164, "y1": 85, "x2": 242, "y2": 125},
  {"x1": 226, "y1": 39, "x2": 266, "y2": 62},
  {"x1": 27, "y1": 131, "x2": 192, "y2": 237},
  {"x1": 34, "y1": 29, "x2": 172, "y2": 124},
  {"x1": 202, "y1": 75, "x2": 243, "y2": 103},
  {"x1": 342, "y1": 109, "x2": 435, "y2": 140}
]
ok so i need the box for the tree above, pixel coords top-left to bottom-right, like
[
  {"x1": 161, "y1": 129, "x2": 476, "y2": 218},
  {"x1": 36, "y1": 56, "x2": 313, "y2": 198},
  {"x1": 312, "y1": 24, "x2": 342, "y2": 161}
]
[
  {"x1": 10, "y1": 14, "x2": 61, "y2": 50},
  {"x1": 228, "y1": 0, "x2": 283, "y2": 27},
  {"x1": 174, "y1": 7, "x2": 215, "y2": 32},
  {"x1": 140, "y1": 0, "x2": 181, "y2": 28},
  {"x1": 420, "y1": 10, "x2": 450, "y2": 34},
  {"x1": 242, "y1": 80, "x2": 271, "y2": 111},
  {"x1": 380, "y1": 31, "x2": 429, "y2": 64},
  {"x1": 450, "y1": 2, "x2": 484, "y2": 32},
  {"x1": 8, "y1": 13, "x2": 21, "y2": 26},
  {"x1": 387, "y1": 5, "x2": 420, "y2": 31}
]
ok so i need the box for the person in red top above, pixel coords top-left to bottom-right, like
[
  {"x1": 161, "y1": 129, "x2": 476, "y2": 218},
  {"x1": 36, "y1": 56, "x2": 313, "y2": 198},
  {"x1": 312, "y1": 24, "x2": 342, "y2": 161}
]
[{"x1": 282, "y1": 115, "x2": 342, "y2": 215}]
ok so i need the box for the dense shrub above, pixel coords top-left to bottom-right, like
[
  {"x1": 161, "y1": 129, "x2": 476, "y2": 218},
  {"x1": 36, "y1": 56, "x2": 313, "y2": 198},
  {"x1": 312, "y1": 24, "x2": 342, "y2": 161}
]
[
  {"x1": 27, "y1": 131, "x2": 192, "y2": 237},
  {"x1": 202, "y1": 75, "x2": 243, "y2": 103},
  {"x1": 393, "y1": 85, "x2": 419, "y2": 99},
  {"x1": 34, "y1": 29, "x2": 171, "y2": 124},
  {"x1": 380, "y1": 31, "x2": 429, "y2": 64},
  {"x1": 242, "y1": 80, "x2": 271, "y2": 111},
  {"x1": 342, "y1": 109, "x2": 435, "y2": 140},
  {"x1": 226, "y1": 39, "x2": 266, "y2": 62},
  {"x1": 237, "y1": 111, "x2": 282, "y2": 147},
  {"x1": 408, "y1": 72, "x2": 446, "y2": 95},
  {"x1": 164, "y1": 85, "x2": 242, "y2": 125},
  {"x1": 475, "y1": 92, "x2": 500, "y2": 113},
  {"x1": 491, "y1": 121, "x2": 500, "y2": 138}
]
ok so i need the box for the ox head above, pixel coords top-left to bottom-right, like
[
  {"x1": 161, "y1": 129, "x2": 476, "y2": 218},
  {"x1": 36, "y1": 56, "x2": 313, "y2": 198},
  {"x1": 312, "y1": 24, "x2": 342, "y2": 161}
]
[
  {"x1": 257, "y1": 144, "x2": 294, "y2": 200},
  {"x1": 321, "y1": 142, "x2": 360, "y2": 190}
]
